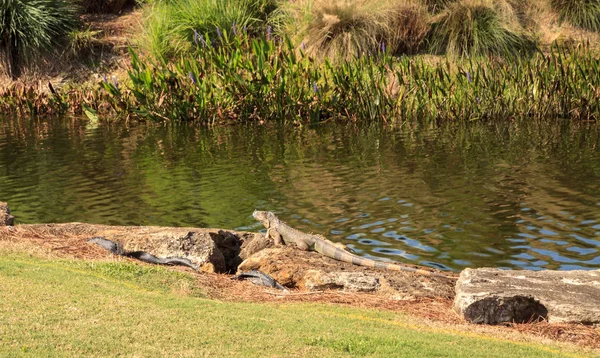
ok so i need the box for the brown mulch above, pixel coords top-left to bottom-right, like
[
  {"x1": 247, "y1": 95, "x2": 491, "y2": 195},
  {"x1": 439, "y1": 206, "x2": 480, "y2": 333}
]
[{"x1": 1, "y1": 223, "x2": 599, "y2": 351}]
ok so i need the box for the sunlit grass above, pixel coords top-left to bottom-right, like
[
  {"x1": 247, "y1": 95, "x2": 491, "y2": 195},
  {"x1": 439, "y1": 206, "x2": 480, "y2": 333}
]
[{"x1": 0, "y1": 252, "x2": 589, "y2": 357}]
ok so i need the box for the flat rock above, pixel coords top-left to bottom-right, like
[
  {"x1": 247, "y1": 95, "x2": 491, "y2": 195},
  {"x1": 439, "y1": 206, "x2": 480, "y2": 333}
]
[
  {"x1": 238, "y1": 246, "x2": 455, "y2": 298},
  {"x1": 454, "y1": 268, "x2": 600, "y2": 324},
  {"x1": 0, "y1": 202, "x2": 14, "y2": 226}
]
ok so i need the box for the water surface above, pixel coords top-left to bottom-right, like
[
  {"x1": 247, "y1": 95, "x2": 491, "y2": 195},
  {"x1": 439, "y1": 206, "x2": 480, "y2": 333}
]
[{"x1": 1, "y1": 117, "x2": 599, "y2": 271}]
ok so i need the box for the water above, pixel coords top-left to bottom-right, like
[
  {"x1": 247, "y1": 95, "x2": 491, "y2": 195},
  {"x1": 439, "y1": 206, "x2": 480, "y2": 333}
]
[{"x1": 1, "y1": 117, "x2": 599, "y2": 272}]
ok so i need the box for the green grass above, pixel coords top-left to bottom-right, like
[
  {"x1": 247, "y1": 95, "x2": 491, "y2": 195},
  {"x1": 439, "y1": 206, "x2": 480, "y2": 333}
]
[{"x1": 0, "y1": 252, "x2": 592, "y2": 357}]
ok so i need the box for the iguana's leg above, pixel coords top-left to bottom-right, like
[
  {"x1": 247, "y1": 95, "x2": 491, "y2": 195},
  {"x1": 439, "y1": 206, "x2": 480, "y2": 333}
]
[
  {"x1": 296, "y1": 240, "x2": 310, "y2": 251},
  {"x1": 267, "y1": 228, "x2": 284, "y2": 245}
]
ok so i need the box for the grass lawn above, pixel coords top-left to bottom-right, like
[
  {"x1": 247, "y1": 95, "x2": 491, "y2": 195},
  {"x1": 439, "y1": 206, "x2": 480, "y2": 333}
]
[{"x1": 0, "y1": 252, "x2": 592, "y2": 357}]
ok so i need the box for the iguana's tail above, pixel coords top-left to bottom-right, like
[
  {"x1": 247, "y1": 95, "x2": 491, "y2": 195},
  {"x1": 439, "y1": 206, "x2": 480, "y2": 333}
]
[{"x1": 316, "y1": 241, "x2": 457, "y2": 280}]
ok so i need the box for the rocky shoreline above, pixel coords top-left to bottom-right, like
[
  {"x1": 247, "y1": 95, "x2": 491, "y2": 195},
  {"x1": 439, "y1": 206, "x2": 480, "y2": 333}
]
[{"x1": 1, "y1": 202, "x2": 599, "y2": 328}]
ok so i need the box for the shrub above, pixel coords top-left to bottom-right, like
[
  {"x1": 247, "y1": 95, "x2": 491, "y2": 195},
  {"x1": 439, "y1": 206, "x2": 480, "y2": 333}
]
[
  {"x1": 550, "y1": 0, "x2": 600, "y2": 32},
  {"x1": 428, "y1": 0, "x2": 537, "y2": 58},
  {"x1": 279, "y1": 0, "x2": 429, "y2": 61},
  {"x1": 0, "y1": 0, "x2": 78, "y2": 78}
]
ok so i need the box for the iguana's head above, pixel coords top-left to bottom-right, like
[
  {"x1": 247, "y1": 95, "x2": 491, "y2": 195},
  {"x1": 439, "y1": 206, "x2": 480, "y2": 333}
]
[{"x1": 252, "y1": 210, "x2": 274, "y2": 227}]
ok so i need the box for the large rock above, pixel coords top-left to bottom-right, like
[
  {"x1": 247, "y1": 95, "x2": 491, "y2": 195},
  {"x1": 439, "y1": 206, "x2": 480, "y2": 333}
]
[
  {"x1": 238, "y1": 246, "x2": 455, "y2": 298},
  {"x1": 454, "y1": 268, "x2": 600, "y2": 324},
  {"x1": 121, "y1": 230, "x2": 243, "y2": 273},
  {"x1": 0, "y1": 202, "x2": 14, "y2": 226}
]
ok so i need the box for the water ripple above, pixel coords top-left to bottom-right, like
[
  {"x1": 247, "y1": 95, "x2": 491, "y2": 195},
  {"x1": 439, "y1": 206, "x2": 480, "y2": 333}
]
[{"x1": 1, "y1": 118, "x2": 600, "y2": 271}]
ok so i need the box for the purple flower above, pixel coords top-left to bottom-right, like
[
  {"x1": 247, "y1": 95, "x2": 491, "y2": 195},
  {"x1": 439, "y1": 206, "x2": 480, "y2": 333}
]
[
  {"x1": 244, "y1": 25, "x2": 248, "y2": 32},
  {"x1": 112, "y1": 76, "x2": 119, "y2": 89},
  {"x1": 381, "y1": 42, "x2": 386, "y2": 53},
  {"x1": 232, "y1": 22, "x2": 237, "y2": 36},
  {"x1": 193, "y1": 30, "x2": 199, "y2": 45},
  {"x1": 301, "y1": 41, "x2": 306, "y2": 50},
  {"x1": 201, "y1": 34, "x2": 208, "y2": 47},
  {"x1": 216, "y1": 26, "x2": 222, "y2": 38},
  {"x1": 189, "y1": 72, "x2": 197, "y2": 84},
  {"x1": 102, "y1": 75, "x2": 107, "y2": 83},
  {"x1": 466, "y1": 71, "x2": 472, "y2": 83},
  {"x1": 267, "y1": 25, "x2": 272, "y2": 40},
  {"x1": 312, "y1": 82, "x2": 318, "y2": 93}
]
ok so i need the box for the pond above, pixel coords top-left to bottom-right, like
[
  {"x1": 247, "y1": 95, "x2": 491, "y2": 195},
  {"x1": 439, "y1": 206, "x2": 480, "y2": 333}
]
[{"x1": 1, "y1": 117, "x2": 599, "y2": 272}]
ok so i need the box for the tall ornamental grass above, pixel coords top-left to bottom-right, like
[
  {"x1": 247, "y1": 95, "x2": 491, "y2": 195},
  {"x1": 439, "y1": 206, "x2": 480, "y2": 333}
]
[
  {"x1": 278, "y1": 0, "x2": 430, "y2": 61},
  {"x1": 429, "y1": 0, "x2": 537, "y2": 58},
  {"x1": 0, "y1": 0, "x2": 78, "y2": 78},
  {"x1": 422, "y1": 0, "x2": 456, "y2": 14},
  {"x1": 140, "y1": 0, "x2": 277, "y2": 60},
  {"x1": 550, "y1": 0, "x2": 600, "y2": 32}
]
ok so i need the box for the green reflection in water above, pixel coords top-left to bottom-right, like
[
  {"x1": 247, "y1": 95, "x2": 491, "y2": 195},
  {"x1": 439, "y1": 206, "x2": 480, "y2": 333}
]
[{"x1": 1, "y1": 117, "x2": 599, "y2": 271}]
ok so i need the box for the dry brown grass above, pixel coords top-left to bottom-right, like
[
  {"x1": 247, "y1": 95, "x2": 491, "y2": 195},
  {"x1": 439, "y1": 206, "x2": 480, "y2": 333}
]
[
  {"x1": 499, "y1": 0, "x2": 600, "y2": 50},
  {"x1": 280, "y1": 0, "x2": 431, "y2": 60},
  {"x1": 390, "y1": 0, "x2": 431, "y2": 54}
]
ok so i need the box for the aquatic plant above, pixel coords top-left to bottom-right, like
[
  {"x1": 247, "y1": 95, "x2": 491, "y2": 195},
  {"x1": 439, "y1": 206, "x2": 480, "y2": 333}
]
[
  {"x1": 3, "y1": 31, "x2": 600, "y2": 124},
  {"x1": 96, "y1": 29, "x2": 600, "y2": 124},
  {"x1": 0, "y1": 0, "x2": 78, "y2": 78},
  {"x1": 428, "y1": 0, "x2": 537, "y2": 58},
  {"x1": 550, "y1": 0, "x2": 600, "y2": 32}
]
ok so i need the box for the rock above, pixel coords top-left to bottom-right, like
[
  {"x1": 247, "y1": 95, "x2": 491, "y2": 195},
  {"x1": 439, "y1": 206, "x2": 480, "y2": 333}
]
[
  {"x1": 238, "y1": 246, "x2": 455, "y2": 298},
  {"x1": 454, "y1": 268, "x2": 600, "y2": 324},
  {"x1": 124, "y1": 231, "x2": 227, "y2": 273},
  {"x1": 238, "y1": 233, "x2": 273, "y2": 261},
  {"x1": 210, "y1": 230, "x2": 244, "y2": 273},
  {"x1": 304, "y1": 270, "x2": 380, "y2": 292},
  {"x1": 0, "y1": 202, "x2": 14, "y2": 226}
]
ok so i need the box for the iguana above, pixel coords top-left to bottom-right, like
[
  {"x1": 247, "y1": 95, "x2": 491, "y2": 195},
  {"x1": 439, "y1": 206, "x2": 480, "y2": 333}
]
[{"x1": 253, "y1": 210, "x2": 456, "y2": 280}]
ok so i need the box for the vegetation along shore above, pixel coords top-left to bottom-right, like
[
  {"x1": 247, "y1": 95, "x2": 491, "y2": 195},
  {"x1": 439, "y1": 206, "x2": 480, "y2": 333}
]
[{"x1": 1, "y1": 0, "x2": 600, "y2": 123}]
